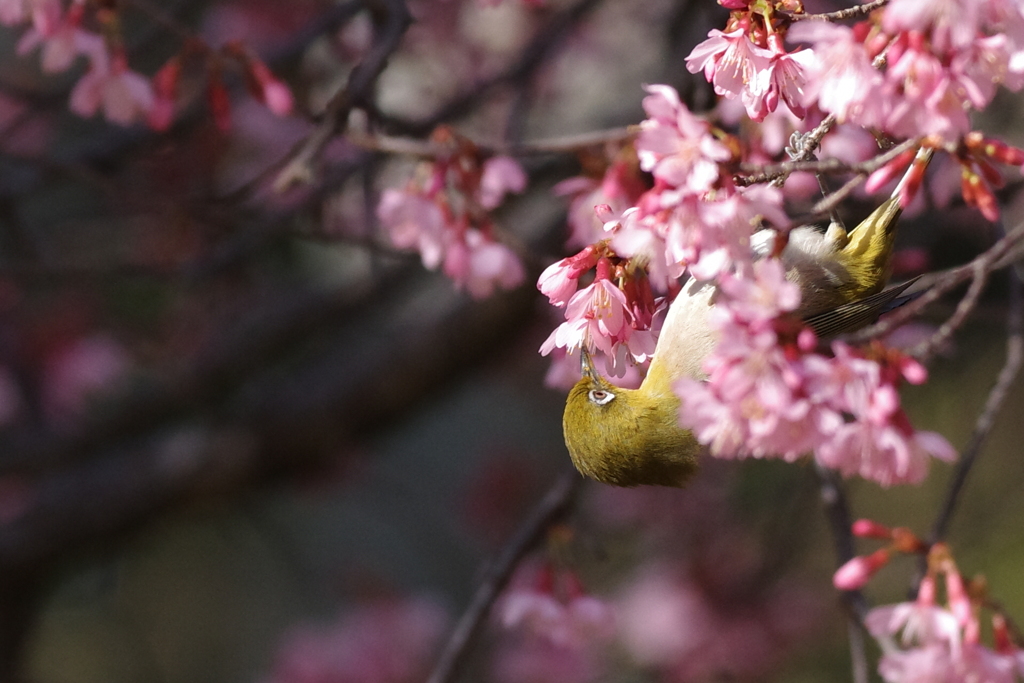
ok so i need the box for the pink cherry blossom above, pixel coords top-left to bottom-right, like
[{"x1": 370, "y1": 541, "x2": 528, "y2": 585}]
[
  {"x1": 787, "y1": 21, "x2": 888, "y2": 129},
  {"x1": 499, "y1": 587, "x2": 615, "y2": 648},
  {"x1": 15, "y1": 4, "x2": 93, "y2": 73},
  {"x1": 686, "y1": 28, "x2": 772, "y2": 117},
  {"x1": 538, "y1": 261, "x2": 580, "y2": 308},
  {"x1": 478, "y1": 155, "x2": 528, "y2": 210},
  {"x1": 377, "y1": 189, "x2": 448, "y2": 269},
  {"x1": 69, "y1": 50, "x2": 154, "y2": 125},
  {"x1": 498, "y1": 563, "x2": 615, "y2": 649},
  {"x1": 811, "y1": 346, "x2": 957, "y2": 487},
  {"x1": 678, "y1": 259, "x2": 828, "y2": 460},
  {"x1": 614, "y1": 565, "x2": 718, "y2": 666},
  {"x1": 539, "y1": 260, "x2": 656, "y2": 376},
  {"x1": 540, "y1": 278, "x2": 627, "y2": 358},
  {"x1": 756, "y1": 46, "x2": 814, "y2": 120},
  {"x1": 489, "y1": 637, "x2": 602, "y2": 683},
  {"x1": 635, "y1": 84, "x2": 731, "y2": 192},
  {"x1": 555, "y1": 158, "x2": 646, "y2": 248},
  {"x1": 443, "y1": 228, "x2": 525, "y2": 299},
  {"x1": 265, "y1": 597, "x2": 448, "y2": 683},
  {"x1": 884, "y1": 42, "x2": 970, "y2": 139},
  {"x1": 883, "y1": 0, "x2": 983, "y2": 52},
  {"x1": 865, "y1": 577, "x2": 962, "y2": 653},
  {"x1": 0, "y1": 0, "x2": 61, "y2": 29},
  {"x1": 717, "y1": 257, "x2": 800, "y2": 322},
  {"x1": 676, "y1": 255, "x2": 955, "y2": 485},
  {"x1": 957, "y1": 643, "x2": 1017, "y2": 683},
  {"x1": 376, "y1": 144, "x2": 525, "y2": 296},
  {"x1": 0, "y1": 0, "x2": 27, "y2": 25},
  {"x1": 148, "y1": 58, "x2": 181, "y2": 131},
  {"x1": 876, "y1": 644, "x2": 954, "y2": 683},
  {"x1": 537, "y1": 246, "x2": 600, "y2": 307}
]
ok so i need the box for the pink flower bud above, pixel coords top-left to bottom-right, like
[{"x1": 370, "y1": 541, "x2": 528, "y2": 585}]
[
  {"x1": 833, "y1": 549, "x2": 890, "y2": 590},
  {"x1": 966, "y1": 132, "x2": 1024, "y2": 166},
  {"x1": 206, "y1": 70, "x2": 231, "y2": 132},
  {"x1": 899, "y1": 356, "x2": 928, "y2": 385},
  {"x1": 993, "y1": 613, "x2": 1012, "y2": 653},
  {"x1": 864, "y1": 149, "x2": 914, "y2": 194},
  {"x1": 246, "y1": 58, "x2": 293, "y2": 116},
  {"x1": 148, "y1": 58, "x2": 180, "y2": 131},
  {"x1": 851, "y1": 518, "x2": 892, "y2": 539},
  {"x1": 918, "y1": 574, "x2": 937, "y2": 605},
  {"x1": 962, "y1": 169, "x2": 999, "y2": 222},
  {"x1": 797, "y1": 328, "x2": 817, "y2": 352},
  {"x1": 897, "y1": 150, "x2": 932, "y2": 207}
]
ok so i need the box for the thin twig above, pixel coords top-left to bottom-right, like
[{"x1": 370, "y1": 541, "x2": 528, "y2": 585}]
[
  {"x1": 930, "y1": 265, "x2": 1024, "y2": 542},
  {"x1": 813, "y1": 463, "x2": 870, "y2": 683},
  {"x1": 736, "y1": 137, "x2": 918, "y2": 195},
  {"x1": 386, "y1": 0, "x2": 605, "y2": 138},
  {"x1": 789, "y1": 0, "x2": 888, "y2": 22},
  {"x1": 426, "y1": 470, "x2": 582, "y2": 683},
  {"x1": 793, "y1": 114, "x2": 837, "y2": 161},
  {"x1": 344, "y1": 126, "x2": 636, "y2": 159},
  {"x1": 910, "y1": 260, "x2": 989, "y2": 363},
  {"x1": 123, "y1": 0, "x2": 197, "y2": 42},
  {"x1": 848, "y1": 620, "x2": 870, "y2": 683},
  {"x1": 275, "y1": 0, "x2": 412, "y2": 191},
  {"x1": 814, "y1": 464, "x2": 868, "y2": 620},
  {"x1": 846, "y1": 219, "x2": 1024, "y2": 344}
]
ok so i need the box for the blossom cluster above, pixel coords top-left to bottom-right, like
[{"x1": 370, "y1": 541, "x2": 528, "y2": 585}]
[
  {"x1": 486, "y1": 478, "x2": 828, "y2": 683},
  {"x1": 376, "y1": 130, "x2": 527, "y2": 299},
  {"x1": 676, "y1": 259, "x2": 956, "y2": 487},
  {"x1": 263, "y1": 596, "x2": 449, "y2": 683},
  {"x1": 688, "y1": 0, "x2": 1024, "y2": 141},
  {"x1": 537, "y1": 248, "x2": 661, "y2": 376},
  {"x1": 539, "y1": 84, "x2": 786, "y2": 375},
  {"x1": 687, "y1": 0, "x2": 1024, "y2": 219},
  {"x1": 0, "y1": 0, "x2": 293, "y2": 128},
  {"x1": 497, "y1": 561, "x2": 615, "y2": 648},
  {"x1": 836, "y1": 528, "x2": 1024, "y2": 683}
]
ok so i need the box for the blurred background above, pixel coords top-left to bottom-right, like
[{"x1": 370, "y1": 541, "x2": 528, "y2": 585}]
[{"x1": 0, "y1": 0, "x2": 1023, "y2": 682}]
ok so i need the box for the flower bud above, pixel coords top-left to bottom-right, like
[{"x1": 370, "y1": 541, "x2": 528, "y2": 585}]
[
  {"x1": 851, "y1": 518, "x2": 892, "y2": 539},
  {"x1": 833, "y1": 549, "x2": 890, "y2": 590}
]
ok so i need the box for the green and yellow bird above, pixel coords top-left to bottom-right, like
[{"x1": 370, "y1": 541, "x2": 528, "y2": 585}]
[{"x1": 563, "y1": 189, "x2": 914, "y2": 488}]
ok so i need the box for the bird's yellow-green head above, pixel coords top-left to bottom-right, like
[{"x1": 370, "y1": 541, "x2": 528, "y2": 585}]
[{"x1": 562, "y1": 350, "x2": 700, "y2": 487}]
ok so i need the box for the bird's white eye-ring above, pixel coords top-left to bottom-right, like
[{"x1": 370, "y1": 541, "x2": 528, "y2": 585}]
[{"x1": 588, "y1": 389, "x2": 615, "y2": 405}]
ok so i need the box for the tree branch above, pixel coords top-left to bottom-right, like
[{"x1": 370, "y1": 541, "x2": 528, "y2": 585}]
[
  {"x1": 813, "y1": 463, "x2": 870, "y2": 683},
  {"x1": 274, "y1": 0, "x2": 412, "y2": 190},
  {"x1": 788, "y1": 0, "x2": 888, "y2": 22},
  {"x1": 930, "y1": 264, "x2": 1024, "y2": 541},
  {"x1": 425, "y1": 469, "x2": 582, "y2": 683}
]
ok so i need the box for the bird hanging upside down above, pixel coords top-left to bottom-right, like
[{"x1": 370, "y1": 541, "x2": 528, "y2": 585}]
[{"x1": 562, "y1": 182, "x2": 920, "y2": 488}]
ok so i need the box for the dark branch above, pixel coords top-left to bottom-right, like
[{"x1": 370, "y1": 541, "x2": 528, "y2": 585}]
[
  {"x1": 381, "y1": 0, "x2": 606, "y2": 137},
  {"x1": 788, "y1": 0, "x2": 888, "y2": 22},
  {"x1": 275, "y1": 0, "x2": 413, "y2": 190},
  {"x1": 930, "y1": 265, "x2": 1024, "y2": 541},
  {"x1": 813, "y1": 463, "x2": 870, "y2": 683},
  {"x1": 425, "y1": 470, "x2": 582, "y2": 683}
]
